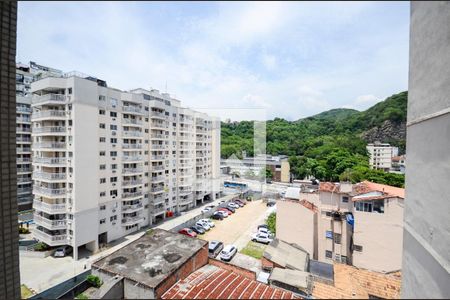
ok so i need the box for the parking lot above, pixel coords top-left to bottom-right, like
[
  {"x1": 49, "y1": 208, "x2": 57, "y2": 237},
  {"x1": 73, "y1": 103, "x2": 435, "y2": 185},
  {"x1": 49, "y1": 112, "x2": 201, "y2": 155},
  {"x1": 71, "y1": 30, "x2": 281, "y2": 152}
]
[{"x1": 199, "y1": 200, "x2": 271, "y2": 251}]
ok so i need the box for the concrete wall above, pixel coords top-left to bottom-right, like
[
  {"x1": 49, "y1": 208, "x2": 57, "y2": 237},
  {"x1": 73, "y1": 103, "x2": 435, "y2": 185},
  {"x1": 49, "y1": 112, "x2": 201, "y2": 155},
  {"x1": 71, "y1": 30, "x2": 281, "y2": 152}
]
[
  {"x1": 0, "y1": 3, "x2": 21, "y2": 298},
  {"x1": 276, "y1": 200, "x2": 315, "y2": 257},
  {"x1": 402, "y1": 2, "x2": 450, "y2": 297},
  {"x1": 353, "y1": 198, "x2": 403, "y2": 273},
  {"x1": 280, "y1": 161, "x2": 290, "y2": 183}
]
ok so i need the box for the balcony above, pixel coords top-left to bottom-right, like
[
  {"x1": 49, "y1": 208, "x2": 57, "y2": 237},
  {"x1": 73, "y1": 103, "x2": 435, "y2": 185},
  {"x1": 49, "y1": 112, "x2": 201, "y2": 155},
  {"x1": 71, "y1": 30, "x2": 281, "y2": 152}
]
[
  {"x1": 34, "y1": 214, "x2": 67, "y2": 230},
  {"x1": 151, "y1": 194, "x2": 165, "y2": 205},
  {"x1": 33, "y1": 186, "x2": 67, "y2": 197},
  {"x1": 121, "y1": 215, "x2": 144, "y2": 226},
  {"x1": 151, "y1": 206, "x2": 166, "y2": 215},
  {"x1": 150, "y1": 176, "x2": 165, "y2": 183},
  {"x1": 150, "y1": 134, "x2": 167, "y2": 140},
  {"x1": 179, "y1": 171, "x2": 193, "y2": 177},
  {"x1": 33, "y1": 126, "x2": 66, "y2": 135},
  {"x1": 122, "y1": 155, "x2": 142, "y2": 162},
  {"x1": 122, "y1": 203, "x2": 143, "y2": 212},
  {"x1": 150, "y1": 186, "x2": 165, "y2": 194},
  {"x1": 151, "y1": 165, "x2": 165, "y2": 171},
  {"x1": 17, "y1": 106, "x2": 32, "y2": 113},
  {"x1": 16, "y1": 116, "x2": 31, "y2": 123},
  {"x1": 16, "y1": 137, "x2": 31, "y2": 143},
  {"x1": 33, "y1": 171, "x2": 66, "y2": 181},
  {"x1": 33, "y1": 157, "x2": 66, "y2": 165},
  {"x1": 151, "y1": 121, "x2": 168, "y2": 129},
  {"x1": 122, "y1": 167, "x2": 143, "y2": 174},
  {"x1": 33, "y1": 200, "x2": 66, "y2": 214},
  {"x1": 31, "y1": 110, "x2": 66, "y2": 120},
  {"x1": 150, "y1": 144, "x2": 165, "y2": 150},
  {"x1": 33, "y1": 229, "x2": 67, "y2": 247},
  {"x1": 179, "y1": 163, "x2": 193, "y2": 169},
  {"x1": 122, "y1": 131, "x2": 143, "y2": 138},
  {"x1": 150, "y1": 155, "x2": 166, "y2": 161},
  {"x1": 180, "y1": 118, "x2": 193, "y2": 124},
  {"x1": 149, "y1": 111, "x2": 166, "y2": 119},
  {"x1": 122, "y1": 144, "x2": 142, "y2": 150},
  {"x1": 33, "y1": 142, "x2": 66, "y2": 150},
  {"x1": 122, "y1": 179, "x2": 143, "y2": 187},
  {"x1": 32, "y1": 94, "x2": 67, "y2": 106},
  {"x1": 179, "y1": 197, "x2": 193, "y2": 205},
  {"x1": 16, "y1": 127, "x2": 31, "y2": 133},
  {"x1": 122, "y1": 191, "x2": 143, "y2": 199},
  {"x1": 123, "y1": 118, "x2": 143, "y2": 126},
  {"x1": 17, "y1": 157, "x2": 32, "y2": 163},
  {"x1": 17, "y1": 187, "x2": 32, "y2": 195},
  {"x1": 122, "y1": 106, "x2": 142, "y2": 114},
  {"x1": 17, "y1": 167, "x2": 31, "y2": 173},
  {"x1": 17, "y1": 177, "x2": 32, "y2": 183}
]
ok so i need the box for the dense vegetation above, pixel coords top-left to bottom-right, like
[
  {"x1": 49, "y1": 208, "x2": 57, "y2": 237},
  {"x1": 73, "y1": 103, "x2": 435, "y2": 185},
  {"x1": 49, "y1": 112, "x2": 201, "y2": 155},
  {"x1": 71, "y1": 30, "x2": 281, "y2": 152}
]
[{"x1": 221, "y1": 91, "x2": 407, "y2": 187}]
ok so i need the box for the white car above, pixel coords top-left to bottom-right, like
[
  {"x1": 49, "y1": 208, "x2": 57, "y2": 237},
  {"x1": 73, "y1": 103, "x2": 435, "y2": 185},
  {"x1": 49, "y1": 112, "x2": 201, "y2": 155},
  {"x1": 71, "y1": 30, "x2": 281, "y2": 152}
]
[
  {"x1": 252, "y1": 232, "x2": 273, "y2": 244},
  {"x1": 218, "y1": 200, "x2": 226, "y2": 205},
  {"x1": 215, "y1": 211, "x2": 228, "y2": 218},
  {"x1": 228, "y1": 202, "x2": 240, "y2": 209},
  {"x1": 54, "y1": 246, "x2": 72, "y2": 257},
  {"x1": 201, "y1": 207, "x2": 212, "y2": 213},
  {"x1": 196, "y1": 221, "x2": 211, "y2": 231},
  {"x1": 200, "y1": 218, "x2": 215, "y2": 228},
  {"x1": 220, "y1": 245, "x2": 237, "y2": 261},
  {"x1": 258, "y1": 227, "x2": 273, "y2": 236}
]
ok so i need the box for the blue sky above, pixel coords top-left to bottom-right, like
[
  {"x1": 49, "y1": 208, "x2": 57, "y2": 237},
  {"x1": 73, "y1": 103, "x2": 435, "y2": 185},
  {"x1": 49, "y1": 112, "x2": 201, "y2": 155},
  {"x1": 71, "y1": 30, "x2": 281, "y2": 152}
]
[{"x1": 17, "y1": 1, "x2": 410, "y2": 121}]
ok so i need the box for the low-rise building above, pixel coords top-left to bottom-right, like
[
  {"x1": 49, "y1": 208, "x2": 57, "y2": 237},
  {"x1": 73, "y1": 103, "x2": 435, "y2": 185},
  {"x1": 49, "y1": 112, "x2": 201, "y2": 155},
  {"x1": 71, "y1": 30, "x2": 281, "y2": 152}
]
[
  {"x1": 390, "y1": 154, "x2": 406, "y2": 174},
  {"x1": 367, "y1": 142, "x2": 399, "y2": 171}
]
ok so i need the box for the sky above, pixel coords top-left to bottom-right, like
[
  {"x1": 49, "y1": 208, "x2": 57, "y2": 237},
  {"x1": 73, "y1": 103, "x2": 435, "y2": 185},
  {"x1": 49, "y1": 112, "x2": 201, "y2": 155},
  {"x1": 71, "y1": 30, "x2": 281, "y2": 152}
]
[{"x1": 17, "y1": 1, "x2": 410, "y2": 121}]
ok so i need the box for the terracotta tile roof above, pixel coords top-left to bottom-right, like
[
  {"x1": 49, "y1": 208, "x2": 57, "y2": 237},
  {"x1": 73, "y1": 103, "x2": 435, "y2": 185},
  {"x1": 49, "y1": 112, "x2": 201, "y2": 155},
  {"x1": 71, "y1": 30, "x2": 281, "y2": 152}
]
[
  {"x1": 312, "y1": 263, "x2": 401, "y2": 299},
  {"x1": 162, "y1": 264, "x2": 301, "y2": 299},
  {"x1": 356, "y1": 181, "x2": 405, "y2": 199},
  {"x1": 319, "y1": 182, "x2": 340, "y2": 193},
  {"x1": 299, "y1": 199, "x2": 319, "y2": 213}
]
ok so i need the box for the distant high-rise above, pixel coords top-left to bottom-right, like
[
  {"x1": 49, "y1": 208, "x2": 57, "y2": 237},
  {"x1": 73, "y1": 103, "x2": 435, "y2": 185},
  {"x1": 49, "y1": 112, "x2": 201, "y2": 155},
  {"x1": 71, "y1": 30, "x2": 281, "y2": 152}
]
[
  {"x1": 402, "y1": 1, "x2": 450, "y2": 298},
  {"x1": 0, "y1": 1, "x2": 21, "y2": 298}
]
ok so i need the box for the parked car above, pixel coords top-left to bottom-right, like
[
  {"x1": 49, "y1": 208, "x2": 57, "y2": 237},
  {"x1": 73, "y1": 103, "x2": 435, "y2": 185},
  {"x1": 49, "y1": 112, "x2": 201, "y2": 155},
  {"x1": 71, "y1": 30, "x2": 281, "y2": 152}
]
[
  {"x1": 178, "y1": 228, "x2": 197, "y2": 238},
  {"x1": 196, "y1": 221, "x2": 211, "y2": 231},
  {"x1": 225, "y1": 205, "x2": 236, "y2": 213},
  {"x1": 220, "y1": 245, "x2": 238, "y2": 261},
  {"x1": 208, "y1": 240, "x2": 224, "y2": 258},
  {"x1": 201, "y1": 207, "x2": 212, "y2": 213},
  {"x1": 258, "y1": 227, "x2": 273, "y2": 237},
  {"x1": 190, "y1": 225, "x2": 205, "y2": 235},
  {"x1": 234, "y1": 199, "x2": 246, "y2": 206},
  {"x1": 228, "y1": 202, "x2": 240, "y2": 209},
  {"x1": 200, "y1": 218, "x2": 215, "y2": 228},
  {"x1": 218, "y1": 200, "x2": 226, "y2": 205},
  {"x1": 252, "y1": 232, "x2": 273, "y2": 244},
  {"x1": 257, "y1": 224, "x2": 268, "y2": 230},
  {"x1": 232, "y1": 201, "x2": 244, "y2": 208},
  {"x1": 206, "y1": 205, "x2": 215, "y2": 209},
  {"x1": 218, "y1": 207, "x2": 233, "y2": 215},
  {"x1": 211, "y1": 212, "x2": 224, "y2": 220},
  {"x1": 54, "y1": 245, "x2": 73, "y2": 257}
]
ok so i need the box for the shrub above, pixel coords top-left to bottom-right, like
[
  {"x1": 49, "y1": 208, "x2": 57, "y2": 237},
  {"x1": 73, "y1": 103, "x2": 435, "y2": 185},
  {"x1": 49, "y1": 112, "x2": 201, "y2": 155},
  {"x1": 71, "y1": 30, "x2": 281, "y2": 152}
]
[
  {"x1": 19, "y1": 227, "x2": 30, "y2": 234},
  {"x1": 266, "y1": 212, "x2": 276, "y2": 234},
  {"x1": 33, "y1": 242, "x2": 49, "y2": 251},
  {"x1": 86, "y1": 275, "x2": 102, "y2": 288},
  {"x1": 75, "y1": 293, "x2": 88, "y2": 299}
]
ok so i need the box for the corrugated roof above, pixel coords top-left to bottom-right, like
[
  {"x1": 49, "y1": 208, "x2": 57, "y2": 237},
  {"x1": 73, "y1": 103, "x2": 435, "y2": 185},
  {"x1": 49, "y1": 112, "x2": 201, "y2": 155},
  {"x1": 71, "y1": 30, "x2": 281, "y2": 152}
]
[
  {"x1": 263, "y1": 239, "x2": 309, "y2": 272},
  {"x1": 162, "y1": 264, "x2": 301, "y2": 299},
  {"x1": 285, "y1": 187, "x2": 301, "y2": 200},
  {"x1": 269, "y1": 268, "x2": 310, "y2": 290}
]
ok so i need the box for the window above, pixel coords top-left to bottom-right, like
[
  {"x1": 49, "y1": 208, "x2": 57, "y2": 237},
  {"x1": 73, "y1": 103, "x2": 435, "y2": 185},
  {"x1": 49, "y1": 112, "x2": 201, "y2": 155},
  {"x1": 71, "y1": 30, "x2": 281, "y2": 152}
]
[
  {"x1": 110, "y1": 138, "x2": 117, "y2": 144},
  {"x1": 100, "y1": 151, "x2": 106, "y2": 156},
  {"x1": 342, "y1": 196, "x2": 349, "y2": 203},
  {"x1": 111, "y1": 164, "x2": 117, "y2": 170},
  {"x1": 355, "y1": 201, "x2": 373, "y2": 212},
  {"x1": 110, "y1": 190, "x2": 117, "y2": 197},
  {"x1": 110, "y1": 151, "x2": 117, "y2": 157},
  {"x1": 373, "y1": 200, "x2": 385, "y2": 213},
  {"x1": 68, "y1": 88, "x2": 72, "y2": 94},
  {"x1": 99, "y1": 109, "x2": 105, "y2": 115},
  {"x1": 100, "y1": 192, "x2": 106, "y2": 197},
  {"x1": 100, "y1": 178, "x2": 106, "y2": 184},
  {"x1": 326, "y1": 231, "x2": 333, "y2": 239},
  {"x1": 110, "y1": 98, "x2": 118, "y2": 107},
  {"x1": 110, "y1": 215, "x2": 117, "y2": 222},
  {"x1": 100, "y1": 137, "x2": 106, "y2": 143},
  {"x1": 99, "y1": 95, "x2": 106, "y2": 101},
  {"x1": 100, "y1": 164, "x2": 106, "y2": 170},
  {"x1": 110, "y1": 177, "x2": 117, "y2": 183},
  {"x1": 110, "y1": 112, "x2": 117, "y2": 117},
  {"x1": 334, "y1": 233, "x2": 342, "y2": 244},
  {"x1": 100, "y1": 205, "x2": 106, "y2": 210},
  {"x1": 353, "y1": 245, "x2": 363, "y2": 252},
  {"x1": 110, "y1": 125, "x2": 117, "y2": 130},
  {"x1": 325, "y1": 211, "x2": 332, "y2": 217},
  {"x1": 100, "y1": 218, "x2": 106, "y2": 224},
  {"x1": 99, "y1": 123, "x2": 105, "y2": 129},
  {"x1": 325, "y1": 250, "x2": 333, "y2": 259}
]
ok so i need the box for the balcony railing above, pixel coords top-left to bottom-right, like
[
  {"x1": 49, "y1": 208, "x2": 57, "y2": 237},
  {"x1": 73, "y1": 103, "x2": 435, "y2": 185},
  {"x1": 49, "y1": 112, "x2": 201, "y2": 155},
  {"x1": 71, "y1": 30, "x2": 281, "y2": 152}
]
[
  {"x1": 33, "y1": 142, "x2": 66, "y2": 149},
  {"x1": 16, "y1": 116, "x2": 31, "y2": 123},
  {"x1": 122, "y1": 191, "x2": 143, "y2": 199},
  {"x1": 150, "y1": 186, "x2": 164, "y2": 193},
  {"x1": 17, "y1": 167, "x2": 31, "y2": 173},
  {"x1": 123, "y1": 118, "x2": 143, "y2": 125},
  {"x1": 34, "y1": 214, "x2": 67, "y2": 229},
  {"x1": 121, "y1": 216, "x2": 144, "y2": 225},
  {"x1": 16, "y1": 127, "x2": 31, "y2": 132},
  {"x1": 17, "y1": 106, "x2": 32, "y2": 113},
  {"x1": 33, "y1": 126, "x2": 66, "y2": 134},
  {"x1": 122, "y1": 106, "x2": 142, "y2": 114},
  {"x1": 33, "y1": 200, "x2": 66, "y2": 213},
  {"x1": 122, "y1": 131, "x2": 143, "y2": 137},
  {"x1": 150, "y1": 134, "x2": 167, "y2": 139},
  {"x1": 122, "y1": 203, "x2": 143, "y2": 212},
  {"x1": 32, "y1": 94, "x2": 67, "y2": 105},
  {"x1": 151, "y1": 165, "x2": 165, "y2": 171},
  {"x1": 33, "y1": 171, "x2": 66, "y2": 181},
  {"x1": 33, "y1": 186, "x2": 67, "y2": 197},
  {"x1": 151, "y1": 121, "x2": 168, "y2": 129},
  {"x1": 32, "y1": 110, "x2": 66, "y2": 120},
  {"x1": 17, "y1": 187, "x2": 32, "y2": 195},
  {"x1": 122, "y1": 144, "x2": 142, "y2": 149},
  {"x1": 122, "y1": 179, "x2": 143, "y2": 187},
  {"x1": 33, "y1": 157, "x2": 66, "y2": 165},
  {"x1": 122, "y1": 155, "x2": 142, "y2": 161},
  {"x1": 17, "y1": 177, "x2": 32, "y2": 183},
  {"x1": 150, "y1": 176, "x2": 165, "y2": 182},
  {"x1": 33, "y1": 229, "x2": 67, "y2": 246},
  {"x1": 150, "y1": 155, "x2": 166, "y2": 161},
  {"x1": 17, "y1": 157, "x2": 32, "y2": 163},
  {"x1": 17, "y1": 147, "x2": 31, "y2": 153},
  {"x1": 150, "y1": 144, "x2": 165, "y2": 150},
  {"x1": 151, "y1": 206, "x2": 166, "y2": 214},
  {"x1": 122, "y1": 168, "x2": 143, "y2": 174},
  {"x1": 16, "y1": 137, "x2": 31, "y2": 143},
  {"x1": 150, "y1": 111, "x2": 166, "y2": 118}
]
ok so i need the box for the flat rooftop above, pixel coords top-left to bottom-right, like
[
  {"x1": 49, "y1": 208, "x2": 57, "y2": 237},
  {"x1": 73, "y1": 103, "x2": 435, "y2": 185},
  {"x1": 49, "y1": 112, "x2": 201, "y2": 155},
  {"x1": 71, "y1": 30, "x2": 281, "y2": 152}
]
[{"x1": 92, "y1": 228, "x2": 208, "y2": 289}]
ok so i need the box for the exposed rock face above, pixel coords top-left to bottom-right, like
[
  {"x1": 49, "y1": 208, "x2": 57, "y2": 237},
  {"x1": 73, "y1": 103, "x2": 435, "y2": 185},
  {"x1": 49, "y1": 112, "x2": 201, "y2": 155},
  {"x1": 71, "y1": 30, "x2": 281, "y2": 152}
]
[{"x1": 360, "y1": 120, "x2": 406, "y2": 143}]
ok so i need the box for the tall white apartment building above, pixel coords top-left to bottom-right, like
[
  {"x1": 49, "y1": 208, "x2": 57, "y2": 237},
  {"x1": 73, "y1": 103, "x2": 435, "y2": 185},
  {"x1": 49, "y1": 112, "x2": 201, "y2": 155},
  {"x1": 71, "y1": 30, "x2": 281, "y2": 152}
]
[
  {"x1": 366, "y1": 142, "x2": 399, "y2": 171},
  {"x1": 31, "y1": 72, "x2": 221, "y2": 259}
]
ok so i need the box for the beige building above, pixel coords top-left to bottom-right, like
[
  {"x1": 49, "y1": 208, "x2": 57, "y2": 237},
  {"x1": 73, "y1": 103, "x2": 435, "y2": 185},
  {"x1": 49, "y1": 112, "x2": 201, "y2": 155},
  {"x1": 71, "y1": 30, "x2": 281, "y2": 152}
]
[
  {"x1": 276, "y1": 181, "x2": 405, "y2": 273},
  {"x1": 367, "y1": 142, "x2": 399, "y2": 171}
]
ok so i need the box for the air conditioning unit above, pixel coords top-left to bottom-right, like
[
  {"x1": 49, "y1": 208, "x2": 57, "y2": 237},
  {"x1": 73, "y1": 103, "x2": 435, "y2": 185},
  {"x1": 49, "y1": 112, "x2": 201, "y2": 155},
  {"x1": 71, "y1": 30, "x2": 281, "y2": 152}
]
[
  {"x1": 112, "y1": 118, "x2": 116, "y2": 121},
  {"x1": 112, "y1": 196, "x2": 116, "y2": 199},
  {"x1": 112, "y1": 131, "x2": 116, "y2": 136},
  {"x1": 112, "y1": 170, "x2": 116, "y2": 173},
  {"x1": 112, "y1": 209, "x2": 116, "y2": 213},
  {"x1": 112, "y1": 157, "x2": 116, "y2": 161},
  {"x1": 112, "y1": 222, "x2": 116, "y2": 225},
  {"x1": 112, "y1": 183, "x2": 116, "y2": 186}
]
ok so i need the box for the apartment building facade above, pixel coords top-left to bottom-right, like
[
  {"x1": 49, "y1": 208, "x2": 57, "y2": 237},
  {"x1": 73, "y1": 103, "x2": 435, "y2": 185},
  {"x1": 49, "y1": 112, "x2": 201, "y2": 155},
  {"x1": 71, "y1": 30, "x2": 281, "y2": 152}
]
[
  {"x1": 366, "y1": 142, "x2": 399, "y2": 171},
  {"x1": 31, "y1": 72, "x2": 220, "y2": 259},
  {"x1": 276, "y1": 181, "x2": 404, "y2": 273}
]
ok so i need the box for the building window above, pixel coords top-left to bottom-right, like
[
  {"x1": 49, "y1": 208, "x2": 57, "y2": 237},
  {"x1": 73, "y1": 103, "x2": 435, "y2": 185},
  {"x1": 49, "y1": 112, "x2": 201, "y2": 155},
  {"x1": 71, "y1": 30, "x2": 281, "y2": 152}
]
[
  {"x1": 325, "y1": 250, "x2": 333, "y2": 259},
  {"x1": 110, "y1": 151, "x2": 117, "y2": 157},
  {"x1": 342, "y1": 196, "x2": 349, "y2": 203},
  {"x1": 334, "y1": 233, "x2": 342, "y2": 244},
  {"x1": 100, "y1": 178, "x2": 106, "y2": 184},
  {"x1": 110, "y1": 138, "x2": 117, "y2": 144},
  {"x1": 110, "y1": 177, "x2": 117, "y2": 183},
  {"x1": 110, "y1": 215, "x2": 117, "y2": 222},
  {"x1": 325, "y1": 211, "x2": 332, "y2": 217},
  {"x1": 110, "y1": 112, "x2": 117, "y2": 117},
  {"x1": 110, "y1": 190, "x2": 117, "y2": 197},
  {"x1": 99, "y1": 95, "x2": 106, "y2": 101},
  {"x1": 99, "y1": 123, "x2": 105, "y2": 129},
  {"x1": 355, "y1": 201, "x2": 373, "y2": 212},
  {"x1": 110, "y1": 98, "x2": 118, "y2": 107},
  {"x1": 100, "y1": 137, "x2": 106, "y2": 143},
  {"x1": 100, "y1": 218, "x2": 106, "y2": 224},
  {"x1": 99, "y1": 109, "x2": 105, "y2": 115},
  {"x1": 100, "y1": 164, "x2": 106, "y2": 170},
  {"x1": 353, "y1": 245, "x2": 363, "y2": 252},
  {"x1": 110, "y1": 125, "x2": 117, "y2": 130},
  {"x1": 68, "y1": 88, "x2": 72, "y2": 94},
  {"x1": 373, "y1": 201, "x2": 384, "y2": 213},
  {"x1": 100, "y1": 192, "x2": 106, "y2": 197},
  {"x1": 111, "y1": 164, "x2": 117, "y2": 170},
  {"x1": 100, "y1": 205, "x2": 106, "y2": 210},
  {"x1": 100, "y1": 151, "x2": 106, "y2": 156},
  {"x1": 326, "y1": 231, "x2": 333, "y2": 239}
]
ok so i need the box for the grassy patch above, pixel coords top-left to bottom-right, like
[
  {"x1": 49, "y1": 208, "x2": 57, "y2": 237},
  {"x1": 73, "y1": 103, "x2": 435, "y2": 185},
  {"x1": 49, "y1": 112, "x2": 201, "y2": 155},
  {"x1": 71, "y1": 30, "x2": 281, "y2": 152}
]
[
  {"x1": 75, "y1": 293, "x2": 89, "y2": 299},
  {"x1": 21, "y1": 284, "x2": 33, "y2": 299},
  {"x1": 240, "y1": 241, "x2": 266, "y2": 259}
]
